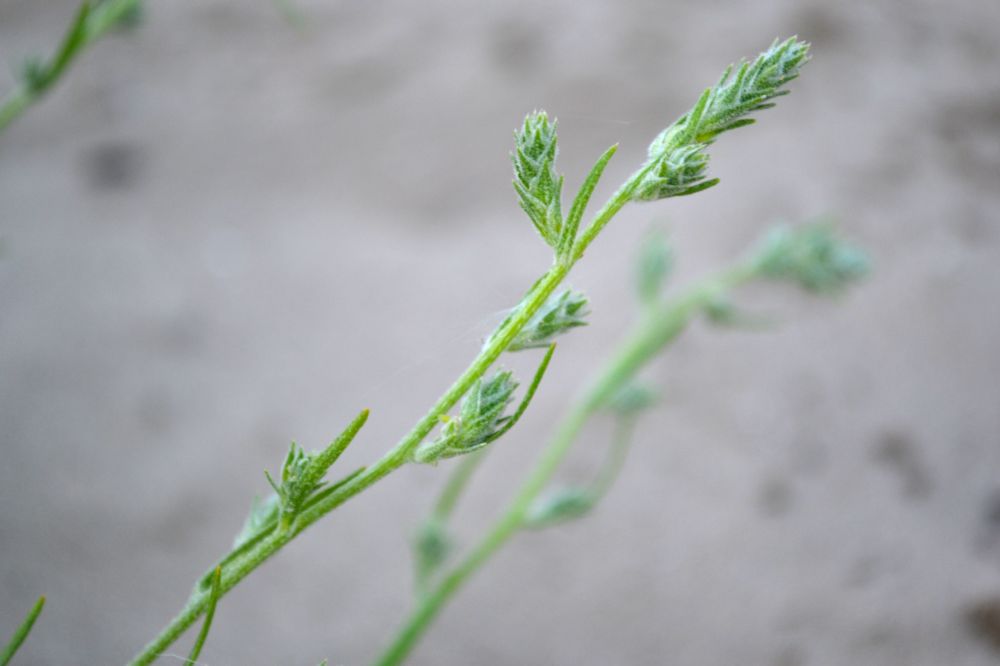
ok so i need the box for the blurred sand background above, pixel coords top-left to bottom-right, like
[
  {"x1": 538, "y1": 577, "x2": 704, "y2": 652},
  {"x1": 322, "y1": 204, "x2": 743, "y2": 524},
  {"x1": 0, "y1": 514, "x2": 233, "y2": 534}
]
[{"x1": 2, "y1": 1, "x2": 1000, "y2": 664}]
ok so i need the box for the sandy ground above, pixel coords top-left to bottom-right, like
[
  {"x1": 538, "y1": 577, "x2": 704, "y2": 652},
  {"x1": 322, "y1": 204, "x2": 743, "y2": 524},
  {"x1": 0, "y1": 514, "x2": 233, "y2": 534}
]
[{"x1": 2, "y1": 1, "x2": 1000, "y2": 664}]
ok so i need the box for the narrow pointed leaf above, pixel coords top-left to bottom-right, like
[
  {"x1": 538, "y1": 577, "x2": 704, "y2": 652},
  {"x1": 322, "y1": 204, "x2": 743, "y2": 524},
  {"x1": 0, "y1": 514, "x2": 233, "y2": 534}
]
[
  {"x1": 1, "y1": 595, "x2": 45, "y2": 666},
  {"x1": 188, "y1": 567, "x2": 221, "y2": 663},
  {"x1": 485, "y1": 342, "x2": 556, "y2": 443},
  {"x1": 560, "y1": 144, "x2": 618, "y2": 260}
]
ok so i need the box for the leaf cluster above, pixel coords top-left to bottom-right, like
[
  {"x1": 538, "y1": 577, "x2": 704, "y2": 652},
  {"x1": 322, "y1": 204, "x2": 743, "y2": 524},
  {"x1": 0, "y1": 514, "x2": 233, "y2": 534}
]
[
  {"x1": 512, "y1": 113, "x2": 618, "y2": 261},
  {"x1": 512, "y1": 112, "x2": 564, "y2": 248},
  {"x1": 263, "y1": 410, "x2": 369, "y2": 529},
  {"x1": 509, "y1": 289, "x2": 589, "y2": 351},
  {"x1": 635, "y1": 37, "x2": 811, "y2": 200},
  {"x1": 412, "y1": 371, "x2": 521, "y2": 464},
  {"x1": 753, "y1": 223, "x2": 870, "y2": 292}
]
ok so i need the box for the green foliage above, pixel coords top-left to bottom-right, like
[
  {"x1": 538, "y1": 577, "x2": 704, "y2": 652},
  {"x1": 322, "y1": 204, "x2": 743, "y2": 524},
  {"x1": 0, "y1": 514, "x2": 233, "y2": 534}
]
[
  {"x1": 605, "y1": 382, "x2": 659, "y2": 415},
  {"x1": 636, "y1": 143, "x2": 719, "y2": 200},
  {"x1": 413, "y1": 371, "x2": 518, "y2": 463},
  {"x1": 2, "y1": 10, "x2": 849, "y2": 664},
  {"x1": 753, "y1": 223, "x2": 870, "y2": 292},
  {"x1": 0, "y1": 0, "x2": 145, "y2": 133},
  {"x1": 413, "y1": 343, "x2": 557, "y2": 465},
  {"x1": 101, "y1": 36, "x2": 851, "y2": 666},
  {"x1": 263, "y1": 409, "x2": 369, "y2": 528},
  {"x1": 512, "y1": 112, "x2": 564, "y2": 248},
  {"x1": 701, "y1": 296, "x2": 764, "y2": 328},
  {"x1": 413, "y1": 520, "x2": 453, "y2": 592},
  {"x1": 508, "y1": 289, "x2": 589, "y2": 351},
  {"x1": 20, "y1": 3, "x2": 91, "y2": 95},
  {"x1": 524, "y1": 488, "x2": 594, "y2": 527},
  {"x1": 559, "y1": 144, "x2": 619, "y2": 260},
  {"x1": 635, "y1": 37, "x2": 810, "y2": 201}
]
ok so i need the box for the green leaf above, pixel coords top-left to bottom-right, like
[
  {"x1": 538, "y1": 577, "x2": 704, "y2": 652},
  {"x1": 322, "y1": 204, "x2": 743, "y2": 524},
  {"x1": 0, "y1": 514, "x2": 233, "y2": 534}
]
[
  {"x1": 512, "y1": 111, "x2": 564, "y2": 247},
  {"x1": 508, "y1": 289, "x2": 589, "y2": 351},
  {"x1": 413, "y1": 519, "x2": 452, "y2": 589},
  {"x1": 413, "y1": 371, "x2": 517, "y2": 462},
  {"x1": 524, "y1": 488, "x2": 594, "y2": 528},
  {"x1": 635, "y1": 37, "x2": 810, "y2": 202},
  {"x1": 559, "y1": 144, "x2": 618, "y2": 260},
  {"x1": 484, "y1": 343, "x2": 556, "y2": 444},
  {"x1": 634, "y1": 144, "x2": 717, "y2": 201},
  {"x1": 752, "y1": 223, "x2": 869, "y2": 293},
  {"x1": 263, "y1": 409, "x2": 369, "y2": 525},
  {"x1": 414, "y1": 344, "x2": 556, "y2": 463},
  {"x1": 1, "y1": 595, "x2": 45, "y2": 666},
  {"x1": 291, "y1": 409, "x2": 370, "y2": 512}
]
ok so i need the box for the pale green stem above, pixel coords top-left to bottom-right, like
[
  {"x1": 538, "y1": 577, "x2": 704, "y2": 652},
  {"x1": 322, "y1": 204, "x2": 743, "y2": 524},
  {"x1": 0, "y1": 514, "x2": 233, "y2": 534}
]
[
  {"x1": 412, "y1": 452, "x2": 486, "y2": 596},
  {"x1": 374, "y1": 262, "x2": 758, "y2": 666},
  {"x1": 128, "y1": 155, "x2": 650, "y2": 666},
  {"x1": 433, "y1": 451, "x2": 487, "y2": 521},
  {"x1": 0, "y1": 0, "x2": 142, "y2": 135},
  {"x1": 590, "y1": 415, "x2": 637, "y2": 501}
]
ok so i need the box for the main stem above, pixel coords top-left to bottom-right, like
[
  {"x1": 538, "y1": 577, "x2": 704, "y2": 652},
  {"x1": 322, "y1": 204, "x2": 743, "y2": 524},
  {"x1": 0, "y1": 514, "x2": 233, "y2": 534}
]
[
  {"x1": 375, "y1": 263, "x2": 757, "y2": 665},
  {"x1": 128, "y1": 153, "x2": 648, "y2": 666},
  {"x1": 127, "y1": 265, "x2": 566, "y2": 665}
]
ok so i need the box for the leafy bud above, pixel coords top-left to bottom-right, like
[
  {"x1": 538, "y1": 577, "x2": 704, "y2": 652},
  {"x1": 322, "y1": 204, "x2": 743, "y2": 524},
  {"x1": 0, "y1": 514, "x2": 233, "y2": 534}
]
[
  {"x1": 703, "y1": 297, "x2": 749, "y2": 327},
  {"x1": 701, "y1": 296, "x2": 770, "y2": 328},
  {"x1": 262, "y1": 409, "x2": 368, "y2": 524},
  {"x1": 413, "y1": 371, "x2": 518, "y2": 463},
  {"x1": 633, "y1": 144, "x2": 718, "y2": 201},
  {"x1": 524, "y1": 488, "x2": 594, "y2": 528},
  {"x1": 113, "y1": 1, "x2": 146, "y2": 30},
  {"x1": 414, "y1": 520, "x2": 452, "y2": 577},
  {"x1": 512, "y1": 111, "x2": 564, "y2": 247},
  {"x1": 702, "y1": 37, "x2": 810, "y2": 139},
  {"x1": 605, "y1": 382, "x2": 658, "y2": 415},
  {"x1": 753, "y1": 223, "x2": 869, "y2": 293},
  {"x1": 265, "y1": 442, "x2": 313, "y2": 518},
  {"x1": 508, "y1": 289, "x2": 589, "y2": 352},
  {"x1": 635, "y1": 37, "x2": 810, "y2": 203}
]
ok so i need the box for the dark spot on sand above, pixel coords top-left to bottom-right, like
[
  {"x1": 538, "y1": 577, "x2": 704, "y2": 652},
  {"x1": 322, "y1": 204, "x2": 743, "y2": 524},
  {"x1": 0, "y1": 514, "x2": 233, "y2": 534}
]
[
  {"x1": 872, "y1": 431, "x2": 933, "y2": 500},
  {"x1": 81, "y1": 141, "x2": 145, "y2": 192},
  {"x1": 794, "y1": 6, "x2": 846, "y2": 48},
  {"x1": 758, "y1": 476, "x2": 795, "y2": 517},
  {"x1": 774, "y1": 643, "x2": 808, "y2": 666},
  {"x1": 965, "y1": 597, "x2": 1000, "y2": 655},
  {"x1": 490, "y1": 20, "x2": 544, "y2": 77}
]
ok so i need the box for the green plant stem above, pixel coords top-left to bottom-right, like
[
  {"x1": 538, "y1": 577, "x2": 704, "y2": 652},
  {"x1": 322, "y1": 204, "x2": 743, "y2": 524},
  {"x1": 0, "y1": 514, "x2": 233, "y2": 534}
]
[
  {"x1": 0, "y1": 0, "x2": 142, "y2": 135},
  {"x1": 1, "y1": 596, "x2": 45, "y2": 666},
  {"x1": 571, "y1": 161, "x2": 657, "y2": 264},
  {"x1": 433, "y1": 451, "x2": 488, "y2": 521},
  {"x1": 374, "y1": 262, "x2": 758, "y2": 666},
  {"x1": 590, "y1": 415, "x2": 637, "y2": 501},
  {"x1": 128, "y1": 151, "x2": 647, "y2": 666}
]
